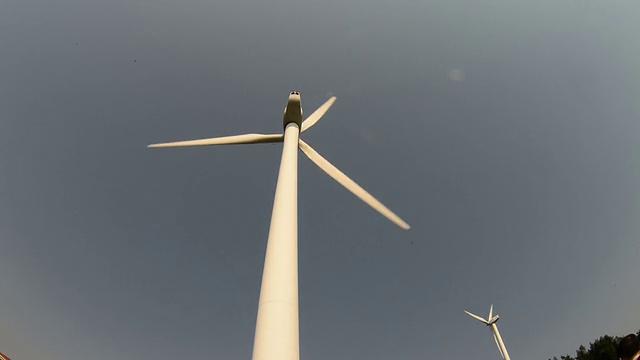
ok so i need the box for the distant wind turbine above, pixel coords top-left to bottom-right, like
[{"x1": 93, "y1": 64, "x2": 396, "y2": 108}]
[
  {"x1": 465, "y1": 305, "x2": 512, "y2": 360},
  {"x1": 149, "y1": 91, "x2": 410, "y2": 360}
]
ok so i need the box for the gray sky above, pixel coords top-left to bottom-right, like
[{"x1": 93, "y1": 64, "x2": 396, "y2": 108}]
[{"x1": 1, "y1": 1, "x2": 639, "y2": 359}]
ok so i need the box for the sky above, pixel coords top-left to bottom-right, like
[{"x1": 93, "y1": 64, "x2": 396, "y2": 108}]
[{"x1": 1, "y1": 1, "x2": 639, "y2": 359}]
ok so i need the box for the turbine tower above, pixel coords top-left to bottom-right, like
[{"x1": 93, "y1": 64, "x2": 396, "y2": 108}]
[
  {"x1": 465, "y1": 305, "x2": 512, "y2": 360},
  {"x1": 149, "y1": 91, "x2": 410, "y2": 360}
]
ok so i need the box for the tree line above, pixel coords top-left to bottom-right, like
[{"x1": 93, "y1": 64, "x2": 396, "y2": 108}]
[{"x1": 550, "y1": 331, "x2": 640, "y2": 360}]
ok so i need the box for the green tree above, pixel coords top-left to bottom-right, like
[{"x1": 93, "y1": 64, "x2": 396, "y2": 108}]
[
  {"x1": 587, "y1": 335, "x2": 618, "y2": 360},
  {"x1": 576, "y1": 344, "x2": 591, "y2": 360},
  {"x1": 550, "y1": 331, "x2": 640, "y2": 360}
]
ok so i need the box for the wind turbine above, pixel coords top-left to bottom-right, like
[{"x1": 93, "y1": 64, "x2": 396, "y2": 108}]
[
  {"x1": 149, "y1": 91, "x2": 410, "y2": 360},
  {"x1": 465, "y1": 305, "x2": 512, "y2": 360}
]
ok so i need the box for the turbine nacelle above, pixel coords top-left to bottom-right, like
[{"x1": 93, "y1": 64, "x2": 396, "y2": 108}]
[{"x1": 283, "y1": 90, "x2": 303, "y2": 128}]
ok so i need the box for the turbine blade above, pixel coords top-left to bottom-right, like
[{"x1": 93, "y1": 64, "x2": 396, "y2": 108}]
[
  {"x1": 493, "y1": 332, "x2": 505, "y2": 359},
  {"x1": 298, "y1": 139, "x2": 410, "y2": 230},
  {"x1": 464, "y1": 311, "x2": 490, "y2": 325},
  {"x1": 489, "y1": 304, "x2": 493, "y2": 320},
  {"x1": 300, "y1": 96, "x2": 337, "y2": 133},
  {"x1": 148, "y1": 133, "x2": 283, "y2": 148}
]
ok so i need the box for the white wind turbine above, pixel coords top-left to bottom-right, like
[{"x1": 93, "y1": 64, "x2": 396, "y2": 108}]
[
  {"x1": 149, "y1": 91, "x2": 410, "y2": 360},
  {"x1": 465, "y1": 305, "x2": 512, "y2": 360}
]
